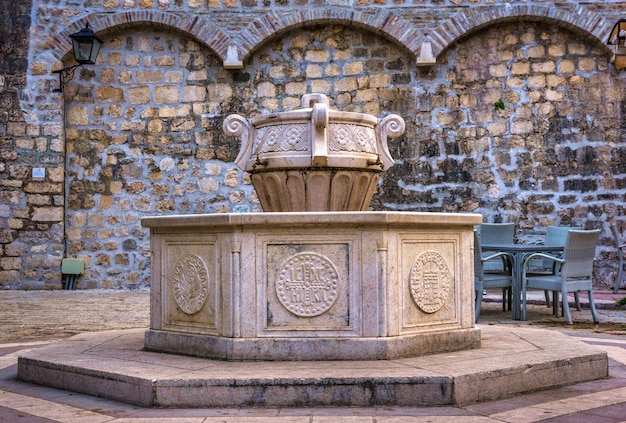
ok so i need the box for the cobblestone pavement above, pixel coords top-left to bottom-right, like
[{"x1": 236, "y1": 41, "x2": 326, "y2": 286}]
[{"x1": 0, "y1": 289, "x2": 625, "y2": 422}]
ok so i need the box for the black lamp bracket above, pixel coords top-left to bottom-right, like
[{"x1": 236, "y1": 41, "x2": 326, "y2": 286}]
[{"x1": 53, "y1": 64, "x2": 83, "y2": 93}]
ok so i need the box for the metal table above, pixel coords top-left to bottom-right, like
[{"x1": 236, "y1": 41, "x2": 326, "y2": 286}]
[{"x1": 481, "y1": 243, "x2": 564, "y2": 320}]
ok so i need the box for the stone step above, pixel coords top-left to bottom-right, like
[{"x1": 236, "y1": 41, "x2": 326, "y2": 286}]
[{"x1": 16, "y1": 325, "x2": 607, "y2": 408}]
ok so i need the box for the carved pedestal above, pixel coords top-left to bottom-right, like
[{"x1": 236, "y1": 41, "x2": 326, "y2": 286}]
[{"x1": 142, "y1": 211, "x2": 482, "y2": 361}]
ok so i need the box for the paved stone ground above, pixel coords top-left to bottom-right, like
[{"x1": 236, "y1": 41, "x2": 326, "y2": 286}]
[
  {"x1": 0, "y1": 289, "x2": 625, "y2": 422},
  {"x1": 0, "y1": 289, "x2": 150, "y2": 343},
  {"x1": 1, "y1": 289, "x2": 624, "y2": 344}
]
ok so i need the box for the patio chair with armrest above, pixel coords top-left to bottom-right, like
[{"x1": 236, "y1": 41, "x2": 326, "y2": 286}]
[
  {"x1": 521, "y1": 229, "x2": 601, "y2": 325},
  {"x1": 478, "y1": 223, "x2": 515, "y2": 274},
  {"x1": 474, "y1": 231, "x2": 514, "y2": 322},
  {"x1": 526, "y1": 226, "x2": 581, "y2": 309},
  {"x1": 610, "y1": 224, "x2": 625, "y2": 293}
]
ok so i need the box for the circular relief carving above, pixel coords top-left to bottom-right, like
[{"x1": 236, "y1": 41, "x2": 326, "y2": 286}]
[
  {"x1": 329, "y1": 124, "x2": 376, "y2": 153},
  {"x1": 173, "y1": 254, "x2": 210, "y2": 315},
  {"x1": 330, "y1": 125, "x2": 352, "y2": 149},
  {"x1": 409, "y1": 251, "x2": 451, "y2": 314},
  {"x1": 280, "y1": 124, "x2": 308, "y2": 151},
  {"x1": 276, "y1": 252, "x2": 340, "y2": 317},
  {"x1": 254, "y1": 124, "x2": 309, "y2": 154},
  {"x1": 253, "y1": 125, "x2": 281, "y2": 154}
]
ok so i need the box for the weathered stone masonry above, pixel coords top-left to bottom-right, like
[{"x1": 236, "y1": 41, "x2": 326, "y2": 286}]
[{"x1": 0, "y1": 0, "x2": 625, "y2": 289}]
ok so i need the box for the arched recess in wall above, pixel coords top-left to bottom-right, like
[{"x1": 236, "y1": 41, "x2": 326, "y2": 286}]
[
  {"x1": 233, "y1": 9, "x2": 419, "y2": 66},
  {"x1": 58, "y1": 22, "x2": 257, "y2": 288},
  {"x1": 50, "y1": 11, "x2": 232, "y2": 66},
  {"x1": 424, "y1": 5, "x2": 613, "y2": 62}
]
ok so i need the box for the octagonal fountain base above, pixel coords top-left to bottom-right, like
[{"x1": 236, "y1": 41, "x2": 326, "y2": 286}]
[
  {"x1": 141, "y1": 211, "x2": 482, "y2": 361},
  {"x1": 17, "y1": 326, "x2": 608, "y2": 407}
]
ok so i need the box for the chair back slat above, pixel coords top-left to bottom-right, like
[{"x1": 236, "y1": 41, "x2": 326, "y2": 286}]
[
  {"x1": 544, "y1": 226, "x2": 580, "y2": 246},
  {"x1": 479, "y1": 223, "x2": 515, "y2": 245},
  {"x1": 561, "y1": 230, "x2": 600, "y2": 279}
]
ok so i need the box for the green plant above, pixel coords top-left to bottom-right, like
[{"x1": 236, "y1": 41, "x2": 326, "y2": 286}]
[
  {"x1": 494, "y1": 99, "x2": 505, "y2": 111},
  {"x1": 615, "y1": 297, "x2": 626, "y2": 309}
]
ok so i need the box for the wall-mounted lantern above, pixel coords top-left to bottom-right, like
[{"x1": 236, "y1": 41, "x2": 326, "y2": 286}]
[
  {"x1": 53, "y1": 23, "x2": 103, "y2": 92},
  {"x1": 607, "y1": 19, "x2": 626, "y2": 70}
]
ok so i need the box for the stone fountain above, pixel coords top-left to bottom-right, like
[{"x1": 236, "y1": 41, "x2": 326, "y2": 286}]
[
  {"x1": 142, "y1": 94, "x2": 482, "y2": 360},
  {"x1": 16, "y1": 94, "x2": 608, "y2": 408}
]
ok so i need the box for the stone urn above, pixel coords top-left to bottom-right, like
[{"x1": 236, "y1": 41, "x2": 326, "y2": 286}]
[{"x1": 223, "y1": 94, "x2": 405, "y2": 212}]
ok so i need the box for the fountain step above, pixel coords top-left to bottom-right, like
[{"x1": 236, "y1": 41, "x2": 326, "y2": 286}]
[{"x1": 17, "y1": 325, "x2": 607, "y2": 408}]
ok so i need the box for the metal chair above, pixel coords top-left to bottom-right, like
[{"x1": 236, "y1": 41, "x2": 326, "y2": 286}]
[
  {"x1": 611, "y1": 224, "x2": 625, "y2": 293},
  {"x1": 522, "y1": 229, "x2": 601, "y2": 325},
  {"x1": 474, "y1": 231, "x2": 514, "y2": 322},
  {"x1": 478, "y1": 223, "x2": 515, "y2": 274},
  {"x1": 526, "y1": 226, "x2": 580, "y2": 307}
]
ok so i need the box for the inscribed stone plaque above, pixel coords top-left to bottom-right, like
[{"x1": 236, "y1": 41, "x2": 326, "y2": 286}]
[
  {"x1": 275, "y1": 252, "x2": 340, "y2": 317},
  {"x1": 409, "y1": 251, "x2": 450, "y2": 314},
  {"x1": 265, "y1": 242, "x2": 352, "y2": 331},
  {"x1": 401, "y1": 236, "x2": 458, "y2": 330}
]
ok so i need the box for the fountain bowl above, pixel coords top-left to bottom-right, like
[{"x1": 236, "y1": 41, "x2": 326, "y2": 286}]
[{"x1": 223, "y1": 94, "x2": 405, "y2": 212}]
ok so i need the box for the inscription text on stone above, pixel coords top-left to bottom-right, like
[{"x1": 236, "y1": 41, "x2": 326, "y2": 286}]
[{"x1": 276, "y1": 252, "x2": 340, "y2": 317}]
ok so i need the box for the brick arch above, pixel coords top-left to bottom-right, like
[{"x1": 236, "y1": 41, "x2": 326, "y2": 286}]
[
  {"x1": 50, "y1": 11, "x2": 234, "y2": 65},
  {"x1": 235, "y1": 9, "x2": 420, "y2": 64},
  {"x1": 424, "y1": 5, "x2": 613, "y2": 60}
]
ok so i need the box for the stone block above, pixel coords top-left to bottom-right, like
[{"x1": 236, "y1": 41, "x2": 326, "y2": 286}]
[
  {"x1": 257, "y1": 82, "x2": 276, "y2": 97},
  {"x1": 183, "y1": 85, "x2": 206, "y2": 102},
  {"x1": 532, "y1": 61, "x2": 556, "y2": 73},
  {"x1": 129, "y1": 86, "x2": 150, "y2": 104},
  {"x1": 511, "y1": 62, "x2": 530, "y2": 75},
  {"x1": 165, "y1": 70, "x2": 184, "y2": 83},
  {"x1": 567, "y1": 42, "x2": 588, "y2": 55},
  {"x1": 355, "y1": 88, "x2": 378, "y2": 102},
  {"x1": 207, "y1": 83, "x2": 232, "y2": 101},
  {"x1": 156, "y1": 56, "x2": 175, "y2": 67},
  {"x1": 369, "y1": 73, "x2": 390, "y2": 88},
  {"x1": 97, "y1": 87, "x2": 125, "y2": 102},
  {"x1": 136, "y1": 70, "x2": 162, "y2": 83},
  {"x1": 343, "y1": 61, "x2": 363, "y2": 75},
  {"x1": 311, "y1": 80, "x2": 330, "y2": 93},
  {"x1": 0, "y1": 271, "x2": 19, "y2": 284},
  {"x1": 125, "y1": 55, "x2": 140, "y2": 67},
  {"x1": 1, "y1": 257, "x2": 21, "y2": 270},
  {"x1": 32, "y1": 207, "x2": 63, "y2": 222},
  {"x1": 154, "y1": 86, "x2": 179, "y2": 103},
  {"x1": 335, "y1": 77, "x2": 357, "y2": 92},
  {"x1": 285, "y1": 81, "x2": 306, "y2": 95},
  {"x1": 305, "y1": 50, "x2": 329, "y2": 62},
  {"x1": 7, "y1": 122, "x2": 25, "y2": 136}
]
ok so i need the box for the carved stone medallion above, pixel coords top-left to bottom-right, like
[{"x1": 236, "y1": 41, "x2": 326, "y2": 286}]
[
  {"x1": 409, "y1": 251, "x2": 451, "y2": 313},
  {"x1": 276, "y1": 252, "x2": 340, "y2": 317},
  {"x1": 172, "y1": 254, "x2": 210, "y2": 315}
]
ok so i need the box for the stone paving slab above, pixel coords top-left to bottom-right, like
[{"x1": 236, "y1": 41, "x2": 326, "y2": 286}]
[{"x1": 17, "y1": 325, "x2": 608, "y2": 408}]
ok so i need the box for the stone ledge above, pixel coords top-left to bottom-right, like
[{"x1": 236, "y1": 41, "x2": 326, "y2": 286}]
[
  {"x1": 141, "y1": 211, "x2": 483, "y2": 229},
  {"x1": 144, "y1": 327, "x2": 482, "y2": 361},
  {"x1": 17, "y1": 325, "x2": 608, "y2": 408}
]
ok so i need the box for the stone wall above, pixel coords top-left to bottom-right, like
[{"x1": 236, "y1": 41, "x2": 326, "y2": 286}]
[
  {"x1": 1, "y1": 0, "x2": 625, "y2": 289},
  {"x1": 0, "y1": 0, "x2": 34, "y2": 286}
]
